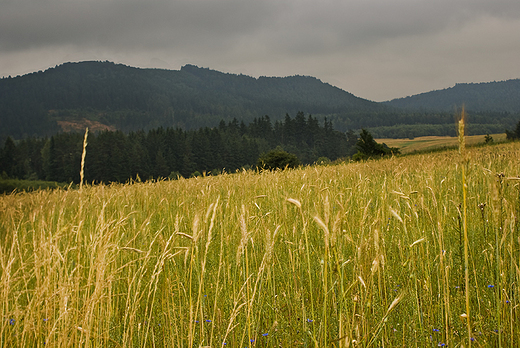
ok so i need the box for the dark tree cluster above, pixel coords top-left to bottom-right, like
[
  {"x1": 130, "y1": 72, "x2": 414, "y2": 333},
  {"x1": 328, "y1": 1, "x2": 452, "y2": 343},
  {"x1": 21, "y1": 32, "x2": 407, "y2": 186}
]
[
  {"x1": 505, "y1": 120, "x2": 520, "y2": 140},
  {"x1": 0, "y1": 112, "x2": 357, "y2": 183},
  {"x1": 352, "y1": 129, "x2": 400, "y2": 161},
  {"x1": 4, "y1": 61, "x2": 517, "y2": 146}
]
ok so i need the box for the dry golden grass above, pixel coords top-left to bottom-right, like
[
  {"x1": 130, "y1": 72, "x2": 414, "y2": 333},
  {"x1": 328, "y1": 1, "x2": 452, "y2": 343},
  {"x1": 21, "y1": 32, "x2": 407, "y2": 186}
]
[{"x1": 1, "y1": 141, "x2": 519, "y2": 347}]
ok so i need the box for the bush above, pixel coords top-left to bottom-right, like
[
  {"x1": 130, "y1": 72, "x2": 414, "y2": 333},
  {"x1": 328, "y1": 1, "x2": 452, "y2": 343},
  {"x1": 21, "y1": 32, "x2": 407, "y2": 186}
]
[
  {"x1": 257, "y1": 149, "x2": 300, "y2": 170},
  {"x1": 316, "y1": 157, "x2": 331, "y2": 165}
]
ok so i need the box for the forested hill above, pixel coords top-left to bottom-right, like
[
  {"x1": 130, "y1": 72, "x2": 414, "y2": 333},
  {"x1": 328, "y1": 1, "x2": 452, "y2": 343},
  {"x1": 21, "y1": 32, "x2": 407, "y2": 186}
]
[
  {"x1": 384, "y1": 79, "x2": 520, "y2": 112},
  {"x1": 0, "y1": 61, "x2": 387, "y2": 140}
]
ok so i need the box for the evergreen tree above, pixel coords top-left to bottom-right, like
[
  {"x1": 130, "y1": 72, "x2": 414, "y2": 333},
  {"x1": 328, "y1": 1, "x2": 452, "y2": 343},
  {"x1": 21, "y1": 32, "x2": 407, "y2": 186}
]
[{"x1": 0, "y1": 137, "x2": 16, "y2": 178}]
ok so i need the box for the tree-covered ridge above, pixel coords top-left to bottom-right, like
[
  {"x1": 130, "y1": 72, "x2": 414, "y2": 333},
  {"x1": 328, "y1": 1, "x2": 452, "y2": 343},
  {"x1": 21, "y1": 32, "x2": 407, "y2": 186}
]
[
  {"x1": 385, "y1": 79, "x2": 520, "y2": 112},
  {"x1": 0, "y1": 112, "x2": 357, "y2": 184},
  {"x1": 1, "y1": 61, "x2": 518, "y2": 144},
  {"x1": 0, "y1": 61, "x2": 385, "y2": 142}
]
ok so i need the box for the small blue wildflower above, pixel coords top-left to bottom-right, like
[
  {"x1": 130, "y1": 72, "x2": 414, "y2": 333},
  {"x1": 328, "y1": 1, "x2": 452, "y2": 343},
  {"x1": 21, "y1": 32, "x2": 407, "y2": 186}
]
[
  {"x1": 494, "y1": 329, "x2": 499, "y2": 333},
  {"x1": 506, "y1": 300, "x2": 510, "y2": 304},
  {"x1": 204, "y1": 295, "x2": 207, "y2": 297},
  {"x1": 195, "y1": 320, "x2": 199, "y2": 323},
  {"x1": 205, "y1": 319, "x2": 212, "y2": 323},
  {"x1": 250, "y1": 338, "x2": 255, "y2": 343},
  {"x1": 438, "y1": 343, "x2": 445, "y2": 347},
  {"x1": 433, "y1": 328, "x2": 440, "y2": 332},
  {"x1": 262, "y1": 333, "x2": 268, "y2": 336},
  {"x1": 223, "y1": 343, "x2": 227, "y2": 346},
  {"x1": 471, "y1": 337, "x2": 475, "y2": 342},
  {"x1": 306, "y1": 319, "x2": 313, "y2": 323},
  {"x1": 9, "y1": 318, "x2": 15, "y2": 325},
  {"x1": 43, "y1": 318, "x2": 48, "y2": 322},
  {"x1": 488, "y1": 284, "x2": 494, "y2": 288}
]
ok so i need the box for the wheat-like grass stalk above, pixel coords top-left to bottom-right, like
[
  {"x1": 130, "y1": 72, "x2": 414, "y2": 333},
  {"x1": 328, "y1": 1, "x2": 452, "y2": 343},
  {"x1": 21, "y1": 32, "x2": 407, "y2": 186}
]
[
  {"x1": 459, "y1": 106, "x2": 472, "y2": 347},
  {"x1": 80, "y1": 127, "x2": 88, "y2": 191}
]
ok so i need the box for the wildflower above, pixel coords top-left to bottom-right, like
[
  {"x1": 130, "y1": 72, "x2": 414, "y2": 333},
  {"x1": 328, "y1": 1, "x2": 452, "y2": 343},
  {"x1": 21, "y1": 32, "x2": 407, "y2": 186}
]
[
  {"x1": 433, "y1": 328, "x2": 440, "y2": 332},
  {"x1": 262, "y1": 333, "x2": 268, "y2": 336},
  {"x1": 250, "y1": 338, "x2": 255, "y2": 343},
  {"x1": 506, "y1": 300, "x2": 510, "y2": 304},
  {"x1": 438, "y1": 343, "x2": 445, "y2": 347},
  {"x1": 9, "y1": 318, "x2": 15, "y2": 325},
  {"x1": 471, "y1": 337, "x2": 475, "y2": 342},
  {"x1": 306, "y1": 319, "x2": 313, "y2": 323},
  {"x1": 205, "y1": 319, "x2": 212, "y2": 323},
  {"x1": 488, "y1": 284, "x2": 494, "y2": 288}
]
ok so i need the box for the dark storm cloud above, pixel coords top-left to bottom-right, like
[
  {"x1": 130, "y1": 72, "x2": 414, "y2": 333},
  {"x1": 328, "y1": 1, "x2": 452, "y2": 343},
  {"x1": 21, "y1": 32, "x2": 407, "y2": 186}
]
[
  {"x1": 261, "y1": 0, "x2": 520, "y2": 53},
  {"x1": 3, "y1": 0, "x2": 518, "y2": 52},
  {"x1": 0, "y1": 0, "x2": 281, "y2": 51}
]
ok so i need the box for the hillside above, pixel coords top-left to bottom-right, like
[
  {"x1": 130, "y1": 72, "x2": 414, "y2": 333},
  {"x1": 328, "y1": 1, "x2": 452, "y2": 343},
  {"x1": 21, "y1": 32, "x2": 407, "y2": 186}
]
[
  {"x1": 0, "y1": 61, "x2": 387, "y2": 140},
  {"x1": 384, "y1": 79, "x2": 520, "y2": 112},
  {"x1": 1, "y1": 61, "x2": 519, "y2": 143}
]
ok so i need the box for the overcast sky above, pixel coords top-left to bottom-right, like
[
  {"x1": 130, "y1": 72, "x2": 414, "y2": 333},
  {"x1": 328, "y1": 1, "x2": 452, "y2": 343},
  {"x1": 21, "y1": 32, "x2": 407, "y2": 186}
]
[{"x1": 1, "y1": 0, "x2": 520, "y2": 101}]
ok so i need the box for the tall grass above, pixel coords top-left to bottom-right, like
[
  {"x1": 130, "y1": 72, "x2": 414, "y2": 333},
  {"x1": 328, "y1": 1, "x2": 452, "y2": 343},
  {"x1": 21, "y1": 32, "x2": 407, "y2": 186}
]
[{"x1": 1, "y1": 142, "x2": 519, "y2": 347}]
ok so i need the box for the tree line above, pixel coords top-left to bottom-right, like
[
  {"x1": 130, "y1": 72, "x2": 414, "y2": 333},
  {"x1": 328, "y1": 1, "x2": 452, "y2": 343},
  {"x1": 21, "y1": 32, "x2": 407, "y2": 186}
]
[{"x1": 0, "y1": 112, "x2": 357, "y2": 183}]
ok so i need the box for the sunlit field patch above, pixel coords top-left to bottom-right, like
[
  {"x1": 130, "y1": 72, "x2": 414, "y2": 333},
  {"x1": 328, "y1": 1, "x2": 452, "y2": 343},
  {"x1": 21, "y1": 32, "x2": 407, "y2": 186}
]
[
  {"x1": 376, "y1": 133, "x2": 507, "y2": 154},
  {"x1": 1, "y1": 141, "x2": 519, "y2": 347}
]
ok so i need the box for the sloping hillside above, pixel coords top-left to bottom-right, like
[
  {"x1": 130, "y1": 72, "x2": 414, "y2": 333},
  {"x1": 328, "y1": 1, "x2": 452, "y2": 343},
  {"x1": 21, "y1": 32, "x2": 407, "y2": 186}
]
[
  {"x1": 0, "y1": 61, "x2": 387, "y2": 140},
  {"x1": 385, "y1": 79, "x2": 520, "y2": 112}
]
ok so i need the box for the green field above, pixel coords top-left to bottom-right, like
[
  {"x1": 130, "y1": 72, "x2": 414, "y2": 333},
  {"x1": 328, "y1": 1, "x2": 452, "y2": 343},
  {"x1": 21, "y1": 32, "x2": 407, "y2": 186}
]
[
  {"x1": 1, "y1": 141, "x2": 519, "y2": 347},
  {"x1": 376, "y1": 133, "x2": 507, "y2": 154}
]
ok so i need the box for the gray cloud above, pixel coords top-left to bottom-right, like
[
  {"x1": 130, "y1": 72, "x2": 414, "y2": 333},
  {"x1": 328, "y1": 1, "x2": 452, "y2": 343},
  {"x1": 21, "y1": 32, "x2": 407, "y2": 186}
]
[{"x1": 2, "y1": 0, "x2": 520, "y2": 101}]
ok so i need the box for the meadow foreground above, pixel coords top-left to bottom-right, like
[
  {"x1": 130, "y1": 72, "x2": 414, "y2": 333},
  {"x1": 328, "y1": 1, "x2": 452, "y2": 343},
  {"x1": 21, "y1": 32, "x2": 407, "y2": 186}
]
[{"x1": 1, "y1": 142, "x2": 519, "y2": 347}]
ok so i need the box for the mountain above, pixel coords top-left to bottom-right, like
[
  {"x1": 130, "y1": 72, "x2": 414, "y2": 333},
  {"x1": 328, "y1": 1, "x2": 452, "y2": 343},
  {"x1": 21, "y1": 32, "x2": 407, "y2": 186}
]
[
  {"x1": 0, "y1": 61, "x2": 388, "y2": 141},
  {"x1": 1, "y1": 61, "x2": 518, "y2": 143},
  {"x1": 384, "y1": 79, "x2": 520, "y2": 113}
]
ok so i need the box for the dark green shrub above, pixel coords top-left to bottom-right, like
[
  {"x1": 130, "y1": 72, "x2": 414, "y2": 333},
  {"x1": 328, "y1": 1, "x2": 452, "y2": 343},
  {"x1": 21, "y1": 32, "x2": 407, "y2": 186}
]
[{"x1": 257, "y1": 149, "x2": 300, "y2": 170}]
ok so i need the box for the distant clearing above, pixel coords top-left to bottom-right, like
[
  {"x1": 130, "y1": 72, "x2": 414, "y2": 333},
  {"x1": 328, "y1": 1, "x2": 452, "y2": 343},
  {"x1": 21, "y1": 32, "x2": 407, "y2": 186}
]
[{"x1": 376, "y1": 133, "x2": 507, "y2": 153}]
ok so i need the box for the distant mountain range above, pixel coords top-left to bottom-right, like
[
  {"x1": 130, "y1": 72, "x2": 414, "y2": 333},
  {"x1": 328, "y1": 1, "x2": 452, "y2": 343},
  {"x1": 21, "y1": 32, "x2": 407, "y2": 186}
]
[
  {"x1": 0, "y1": 61, "x2": 518, "y2": 142},
  {"x1": 385, "y1": 79, "x2": 520, "y2": 113}
]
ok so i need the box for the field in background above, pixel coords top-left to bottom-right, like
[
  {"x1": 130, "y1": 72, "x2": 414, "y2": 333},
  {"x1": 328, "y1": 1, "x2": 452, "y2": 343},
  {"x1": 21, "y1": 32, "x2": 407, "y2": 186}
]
[
  {"x1": 1, "y1": 142, "x2": 519, "y2": 347},
  {"x1": 377, "y1": 133, "x2": 507, "y2": 153}
]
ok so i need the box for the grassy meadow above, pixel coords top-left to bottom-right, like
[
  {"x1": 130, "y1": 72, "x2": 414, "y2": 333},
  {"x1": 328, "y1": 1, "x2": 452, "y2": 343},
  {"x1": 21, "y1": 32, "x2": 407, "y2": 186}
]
[
  {"x1": 1, "y1": 141, "x2": 519, "y2": 347},
  {"x1": 376, "y1": 133, "x2": 507, "y2": 154}
]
